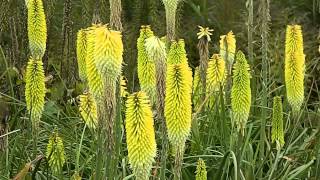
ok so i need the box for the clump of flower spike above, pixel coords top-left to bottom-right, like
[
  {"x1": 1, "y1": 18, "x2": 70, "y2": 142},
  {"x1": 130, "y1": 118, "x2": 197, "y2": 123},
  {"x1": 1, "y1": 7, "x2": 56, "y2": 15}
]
[
  {"x1": 125, "y1": 92, "x2": 157, "y2": 180},
  {"x1": 25, "y1": 58, "x2": 46, "y2": 130},
  {"x1": 195, "y1": 158, "x2": 207, "y2": 180},
  {"x1": 76, "y1": 29, "x2": 87, "y2": 82},
  {"x1": 46, "y1": 131, "x2": 66, "y2": 175},
  {"x1": 137, "y1": 25, "x2": 157, "y2": 104},
  {"x1": 85, "y1": 25, "x2": 104, "y2": 99},
  {"x1": 26, "y1": 0, "x2": 47, "y2": 59},
  {"x1": 165, "y1": 63, "x2": 192, "y2": 150},
  {"x1": 79, "y1": 92, "x2": 98, "y2": 129},
  {"x1": 231, "y1": 51, "x2": 251, "y2": 135},
  {"x1": 220, "y1": 31, "x2": 236, "y2": 74},
  {"x1": 285, "y1": 25, "x2": 305, "y2": 114},
  {"x1": 93, "y1": 24, "x2": 123, "y2": 85},
  {"x1": 271, "y1": 96, "x2": 285, "y2": 149},
  {"x1": 168, "y1": 39, "x2": 188, "y2": 65},
  {"x1": 206, "y1": 54, "x2": 227, "y2": 108}
]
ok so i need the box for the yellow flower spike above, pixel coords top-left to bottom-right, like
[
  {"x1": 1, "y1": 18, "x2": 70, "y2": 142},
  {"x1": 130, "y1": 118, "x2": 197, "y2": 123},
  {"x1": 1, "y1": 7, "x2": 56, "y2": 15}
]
[
  {"x1": 79, "y1": 92, "x2": 98, "y2": 129},
  {"x1": 125, "y1": 92, "x2": 157, "y2": 180},
  {"x1": 165, "y1": 63, "x2": 192, "y2": 150},
  {"x1": 271, "y1": 96, "x2": 285, "y2": 149},
  {"x1": 285, "y1": 25, "x2": 305, "y2": 113},
  {"x1": 46, "y1": 132, "x2": 66, "y2": 175},
  {"x1": 25, "y1": 58, "x2": 45, "y2": 130},
  {"x1": 231, "y1": 51, "x2": 251, "y2": 135},
  {"x1": 85, "y1": 25, "x2": 104, "y2": 99},
  {"x1": 220, "y1": 31, "x2": 236, "y2": 73},
  {"x1": 192, "y1": 67, "x2": 201, "y2": 109},
  {"x1": 168, "y1": 39, "x2": 188, "y2": 65},
  {"x1": 94, "y1": 25, "x2": 123, "y2": 84},
  {"x1": 195, "y1": 158, "x2": 207, "y2": 180},
  {"x1": 26, "y1": 0, "x2": 47, "y2": 59},
  {"x1": 137, "y1": 26, "x2": 157, "y2": 104},
  {"x1": 76, "y1": 29, "x2": 88, "y2": 82},
  {"x1": 206, "y1": 54, "x2": 227, "y2": 108}
]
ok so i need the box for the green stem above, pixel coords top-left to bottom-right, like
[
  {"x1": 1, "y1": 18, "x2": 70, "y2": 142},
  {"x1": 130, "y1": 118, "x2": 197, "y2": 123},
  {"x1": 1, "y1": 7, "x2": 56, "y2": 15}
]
[{"x1": 76, "y1": 124, "x2": 87, "y2": 173}]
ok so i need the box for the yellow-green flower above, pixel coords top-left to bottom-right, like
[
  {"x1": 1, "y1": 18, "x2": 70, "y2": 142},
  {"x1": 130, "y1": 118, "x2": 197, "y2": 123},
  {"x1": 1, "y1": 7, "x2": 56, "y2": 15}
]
[
  {"x1": 76, "y1": 29, "x2": 87, "y2": 82},
  {"x1": 285, "y1": 25, "x2": 305, "y2": 113},
  {"x1": 220, "y1": 31, "x2": 236, "y2": 74},
  {"x1": 79, "y1": 92, "x2": 98, "y2": 129},
  {"x1": 93, "y1": 25, "x2": 123, "y2": 84},
  {"x1": 26, "y1": 0, "x2": 47, "y2": 59},
  {"x1": 137, "y1": 26, "x2": 156, "y2": 104},
  {"x1": 165, "y1": 63, "x2": 192, "y2": 150},
  {"x1": 25, "y1": 58, "x2": 45, "y2": 129},
  {"x1": 168, "y1": 39, "x2": 188, "y2": 65},
  {"x1": 231, "y1": 51, "x2": 251, "y2": 135},
  {"x1": 46, "y1": 132, "x2": 65, "y2": 175},
  {"x1": 162, "y1": 0, "x2": 181, "y2": 40},
  {"x1": 197, "y1": 26, "x2": 214, "y2": 42},
  {"x1": 125, "y1": 92, "x2": 157, "y2": 180},
  {"x1": 271, "y1": 96, "x2": 285, "y2": 149},
  {"x1": 206, "y1": 54, "x2": 226, "y2": 108},
  {"x1": 85, "y1": 25, "x2": 104, "y2": 99},
  {"x1": 195, "y1": 158, "x2": 207, "y2": 180}
]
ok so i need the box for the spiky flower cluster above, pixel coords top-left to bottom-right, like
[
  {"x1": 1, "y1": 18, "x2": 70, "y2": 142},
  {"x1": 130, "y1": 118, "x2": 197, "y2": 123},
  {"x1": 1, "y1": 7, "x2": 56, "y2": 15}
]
[
  {"x1": 125, "y1": 92, "x2": 157, "y2": 180},
  {"x1": 271, "y1": 96, "x2": 285, "y2": 149},
  {"x1": 46, "y1": 132, "x2": 65, "y2": 175},
  {"x1": 165, "y1": 63, "x2": 192, "y2": 150},
  {"x1": 285, "y1": 25, "x2": 305, "y2": 113},
  {"x1": 26, "y1": 0, "x2": 47, "y2": 59},
  {"x1": 79, "y1": 93, "x2": 98, "y2": 129},
  {"x1": 25, "y1": 58, "x2": 46, "y2": 129},
  {"x1": 76, "y1": 29, "x2": 87, "y2": 82},
  {"x1": 162, "y1": 0, "x2": 181, "y2": 40},
  {"x1": 231, "y1": 51, "x2": 251, "y2": 135},
  {"x1": 93, "y1": 25, "x2": 123, "y2": 84},
  {"x1": 220, "y1": 31, "x2": 236, "y2": 73},
  {"x1": 168, "y1": 39, "x2": 188, "y2": 65},
  {"x1": 137, "y1": 26, "x2": 157, "y2": 104},
  {"x1": 206, "y1": 54, "x2": 226, "y2": 108},
  {"x1": 195, "y1": 158, "x2": 207, "y2": 180},
  {"x1": 197, "y1": 26, "x2": 213, "y2": 42}
]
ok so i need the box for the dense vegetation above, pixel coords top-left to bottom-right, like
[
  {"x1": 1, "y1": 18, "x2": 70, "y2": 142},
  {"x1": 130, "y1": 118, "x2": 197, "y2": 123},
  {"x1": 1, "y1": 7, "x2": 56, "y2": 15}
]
[{"x1": 0, "y1": 0, "x2": 320, "y2": 179}]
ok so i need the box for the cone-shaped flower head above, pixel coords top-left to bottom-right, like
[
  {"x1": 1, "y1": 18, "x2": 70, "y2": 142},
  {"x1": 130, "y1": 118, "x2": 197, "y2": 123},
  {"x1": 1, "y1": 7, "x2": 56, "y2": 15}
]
[
  {"x1": 285, "y1": 25, "x2": 305, "y2": 113},
  {"x1": 125, "y1": 92, "x2": 157, "y2": 180},
  {"x1": 46, "y1": 132, "x2": 65, "y2": 175},
  {"x1": 25, "y1": 58, "x2": 45, "y2": 129},
  {"x1": 206, "y1": 54, "x2": 227, "y2": 108},
  {"x1": 79, "y1": 92, "x2": 98, "y2": 129},
  {"x1": 271, "y1": 96, "x2": 285, "y2": 149},
  {"x1": 207, "y1": 54, "x2": 227, "y2": 92},
  {"x1": 76, "y1": 29, "x2": 87, "y2": 82},
  {"x1": 192, "y1": 67, "x2": 201, "y2": 109},
  {"x1": 195, "y1": 158, "x2": 207, "y2": 180},
  {"x1": 137, "y1": 26, "x2": 157, "y2": 104},
  {"x1": 26, "y1": 0, "x2": 47, "y2": 59},
  {"x1": 85, "y1": 25, "x2": 104, "y2": 99},
  {"x1": 168, "y1": 39, "x2": 188, "y2": 65},
  {"x1": 231, "y1": 51, "x2": 251, "y2": 135},
  {"x1": 220, "y1": 31, "x2": 236, "y2": 74},
  {"x1": 165, "y1": 63, "x2": 192, "y2": 149},
  {"x1": 93, "y1": 24, "x2": 123, "y2": 84}
]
